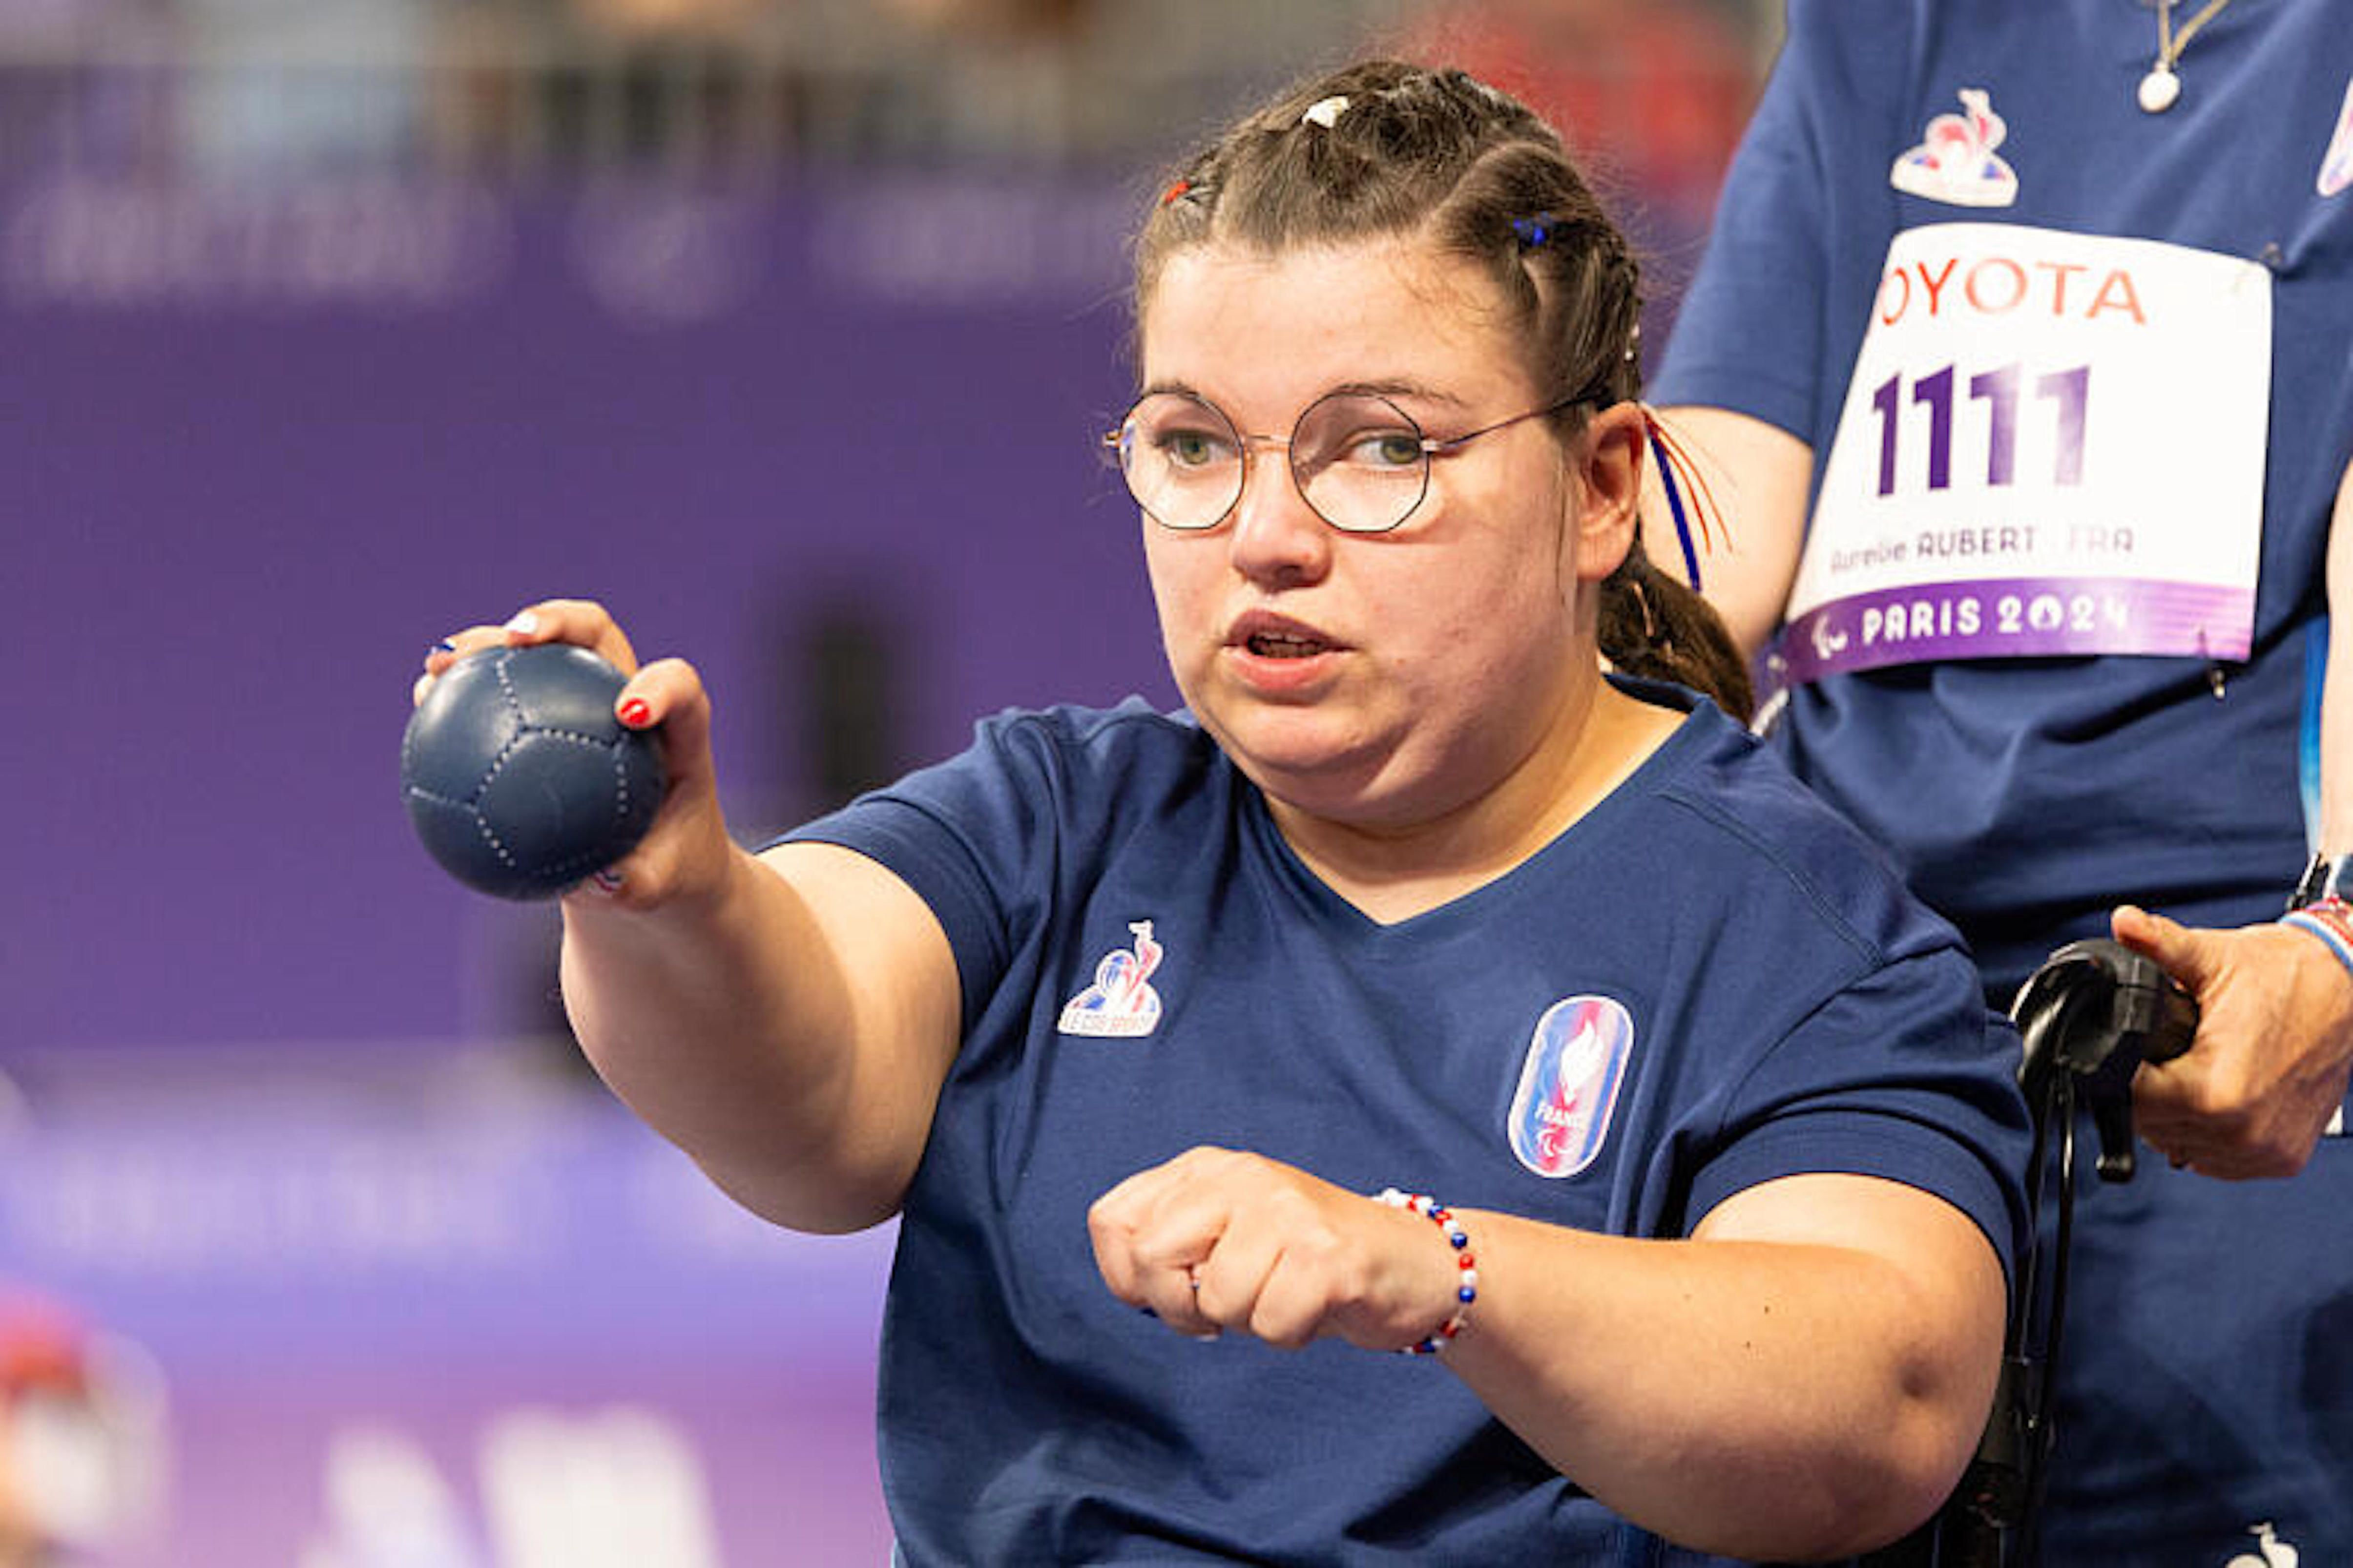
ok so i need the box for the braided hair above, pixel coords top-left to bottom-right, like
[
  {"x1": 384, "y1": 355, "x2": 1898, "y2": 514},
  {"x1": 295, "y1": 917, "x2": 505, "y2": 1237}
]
[{"x1": 1133, "y1": 61, "x2": 1751, "y2": 719}]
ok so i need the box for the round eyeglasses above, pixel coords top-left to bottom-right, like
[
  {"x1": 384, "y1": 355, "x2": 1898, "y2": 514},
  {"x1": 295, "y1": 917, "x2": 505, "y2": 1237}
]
[{"x1": 1103, "y1": 388, "x2": 1598, "y2": 535}]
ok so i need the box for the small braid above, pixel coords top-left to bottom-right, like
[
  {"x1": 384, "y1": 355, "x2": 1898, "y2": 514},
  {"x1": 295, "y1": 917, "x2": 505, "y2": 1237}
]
[{"x1": 1599, "y1": 541, "x2": 1754, "y2": 719}]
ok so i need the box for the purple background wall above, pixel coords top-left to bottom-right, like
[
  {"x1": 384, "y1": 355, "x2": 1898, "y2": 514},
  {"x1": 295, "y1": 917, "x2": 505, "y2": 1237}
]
[{"x1": 4, "y1": 172, "x2": 1176, "y2": 1056}]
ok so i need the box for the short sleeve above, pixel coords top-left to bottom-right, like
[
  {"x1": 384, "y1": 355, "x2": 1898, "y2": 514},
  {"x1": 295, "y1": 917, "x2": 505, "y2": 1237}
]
[
  {"x1": 770, "y1": 699, "x2": 1182, "y2": 1041},
  {"x1": 1687, "y1": 943, "x2": 2031, "y2": 1288},
  {"x1": 772, "y1": 719, "x2": 1050, "y2": 1033}
]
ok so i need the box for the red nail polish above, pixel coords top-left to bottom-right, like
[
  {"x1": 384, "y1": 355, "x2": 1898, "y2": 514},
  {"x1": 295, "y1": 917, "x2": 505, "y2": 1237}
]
[{"x1": 618, "y1": 698, "x2": 651, "y2": 729}]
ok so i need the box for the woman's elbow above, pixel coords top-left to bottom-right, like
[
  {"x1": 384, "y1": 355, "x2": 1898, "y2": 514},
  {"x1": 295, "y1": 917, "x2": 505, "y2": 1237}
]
[{"x1": 1828, "y1": 1274, "x2": 2008, "y2": 1555}]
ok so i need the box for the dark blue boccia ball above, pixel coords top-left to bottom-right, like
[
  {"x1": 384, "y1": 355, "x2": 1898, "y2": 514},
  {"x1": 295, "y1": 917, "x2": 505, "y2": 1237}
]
[{"x1": 400, "y1": 643, "x2": 666, "y2": 900}]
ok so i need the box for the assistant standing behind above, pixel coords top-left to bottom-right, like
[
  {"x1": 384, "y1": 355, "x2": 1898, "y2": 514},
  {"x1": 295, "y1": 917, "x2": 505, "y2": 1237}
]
[{"x1": 1650, "y1": 3, "x2": 2353, "y2": 1562}]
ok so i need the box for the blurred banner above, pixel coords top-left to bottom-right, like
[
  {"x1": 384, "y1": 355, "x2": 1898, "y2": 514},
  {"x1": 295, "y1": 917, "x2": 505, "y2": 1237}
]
[{"x1": 0, "y1": 1038, "x2": 899, "y2": 1565}]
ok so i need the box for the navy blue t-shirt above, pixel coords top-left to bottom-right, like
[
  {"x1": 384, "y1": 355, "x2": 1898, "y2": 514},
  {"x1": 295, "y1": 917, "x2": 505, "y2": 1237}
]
[
  {"x1": 788, "y1": 682, "x2": 2028, "y2": 1566},
  {"x1": 1655, "y1": 6, "x2": 2353, "y2": 1562}
]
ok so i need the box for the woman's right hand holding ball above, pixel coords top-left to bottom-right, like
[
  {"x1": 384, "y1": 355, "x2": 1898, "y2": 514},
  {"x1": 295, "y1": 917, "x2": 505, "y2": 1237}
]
[{"x1": 415, "y1": 599, "x2": 737, "y2": 911}]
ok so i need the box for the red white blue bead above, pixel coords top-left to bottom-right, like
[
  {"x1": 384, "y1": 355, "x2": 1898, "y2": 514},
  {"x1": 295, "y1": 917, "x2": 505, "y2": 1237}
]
[{"x1": 1374, "y1": 1188, "x2": 1478, "y2": 1355}]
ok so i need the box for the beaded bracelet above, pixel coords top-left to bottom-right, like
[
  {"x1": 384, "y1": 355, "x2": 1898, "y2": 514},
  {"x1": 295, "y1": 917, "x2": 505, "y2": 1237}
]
[
  {"x1": 2281, "y1": 895, "x2": 2353, "y2": 985},
  {"x1": 1373, "y1": 1188, "x2": 1478, "y2": 1355}
]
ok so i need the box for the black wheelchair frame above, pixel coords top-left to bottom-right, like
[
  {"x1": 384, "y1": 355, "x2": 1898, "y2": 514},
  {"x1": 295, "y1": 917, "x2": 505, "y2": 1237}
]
[{"x1": 1865, "y1": 937, "x2": 2198, "y2": 1568}]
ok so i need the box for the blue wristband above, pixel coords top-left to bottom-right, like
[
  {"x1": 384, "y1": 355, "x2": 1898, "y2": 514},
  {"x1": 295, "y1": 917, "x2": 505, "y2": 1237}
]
[{"x1": 2279, "y1": 908, "x2": 2353, "y2": 985}]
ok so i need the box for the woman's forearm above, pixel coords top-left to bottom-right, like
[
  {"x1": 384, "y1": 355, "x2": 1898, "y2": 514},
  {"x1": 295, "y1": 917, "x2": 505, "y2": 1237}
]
[
  {"x1": 1445, "y1": 1184, "x2": 2003, "y2": 1560},
  {"x1": 560, "y1": 841, "x2": 960, "y2": 1233}
]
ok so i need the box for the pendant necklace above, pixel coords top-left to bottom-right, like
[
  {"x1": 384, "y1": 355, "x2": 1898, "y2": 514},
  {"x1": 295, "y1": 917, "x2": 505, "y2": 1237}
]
[{"x1": 2138, "y1": 0, "x2": 2237, "y2": 113}]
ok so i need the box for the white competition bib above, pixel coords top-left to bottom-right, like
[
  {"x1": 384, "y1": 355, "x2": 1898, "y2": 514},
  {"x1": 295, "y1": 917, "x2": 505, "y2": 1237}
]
[{"x1": 1776, "y1": 223, "x2": 2270, "y2": 685}]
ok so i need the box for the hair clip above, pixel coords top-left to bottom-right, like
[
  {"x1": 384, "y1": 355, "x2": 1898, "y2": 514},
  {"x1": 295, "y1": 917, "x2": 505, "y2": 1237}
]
[
  {"x1": 1510, "y1": 217, "x2": 1552, "y2": 248},
  {"x1": 1301, "y1": 95, "x2": 1350, "y2": 129},
  {"x1": 1160, "y1": 178, "x2": 1192, "y2": 207}
]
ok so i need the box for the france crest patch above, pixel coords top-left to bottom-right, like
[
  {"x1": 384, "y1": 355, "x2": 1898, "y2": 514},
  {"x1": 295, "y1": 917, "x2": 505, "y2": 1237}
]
[{"x1": 1507, "y1": 995, "x2": 1634, "y2": 1179}]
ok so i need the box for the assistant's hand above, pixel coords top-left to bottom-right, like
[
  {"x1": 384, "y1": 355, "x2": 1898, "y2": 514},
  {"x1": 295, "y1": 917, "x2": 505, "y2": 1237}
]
[
  {"x1": 414, "y1": 598, "x2": 735, "y2": 910},
  {"x1": 2113, "y1": 903, "x2": 2353, "y2": 1178},
  {"x1": 1088, "y1": 1148, "x2": 1464, "y2": 1351}
]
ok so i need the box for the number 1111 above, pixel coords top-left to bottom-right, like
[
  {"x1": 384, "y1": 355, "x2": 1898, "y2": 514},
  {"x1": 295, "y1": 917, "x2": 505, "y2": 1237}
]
[{"x1": 1868, "y1": 362, "x2": 2089, "y2": 497}]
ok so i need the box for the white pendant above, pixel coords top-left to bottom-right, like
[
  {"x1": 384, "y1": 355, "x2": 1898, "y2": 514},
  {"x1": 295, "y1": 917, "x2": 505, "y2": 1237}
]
[{"x1": 2138, "y1": 64, "x2": 2181, "y2": 113}]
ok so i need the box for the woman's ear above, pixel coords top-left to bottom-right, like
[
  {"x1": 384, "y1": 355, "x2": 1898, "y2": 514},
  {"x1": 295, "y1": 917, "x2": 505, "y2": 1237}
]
[{"x1": 1570, "y1": 402, "x2": 1646, "y2": 585}]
